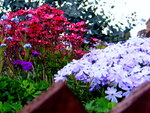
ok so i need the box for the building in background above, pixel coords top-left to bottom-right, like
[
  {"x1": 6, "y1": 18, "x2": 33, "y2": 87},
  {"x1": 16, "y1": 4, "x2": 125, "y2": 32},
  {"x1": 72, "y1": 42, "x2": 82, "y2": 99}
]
[{"x1": 137, "y1": 18, "x2": 150, "y2": 37}]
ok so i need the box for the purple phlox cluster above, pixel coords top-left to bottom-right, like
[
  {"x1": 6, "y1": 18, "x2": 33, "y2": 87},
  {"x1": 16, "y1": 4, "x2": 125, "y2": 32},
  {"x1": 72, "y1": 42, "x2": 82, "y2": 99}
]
[
  {"x1": 54, "y1": 37, "x2": 150, "y2": 103},
  {"x1": 13, "y1": 60, "x2": 33, "y2": 71}
]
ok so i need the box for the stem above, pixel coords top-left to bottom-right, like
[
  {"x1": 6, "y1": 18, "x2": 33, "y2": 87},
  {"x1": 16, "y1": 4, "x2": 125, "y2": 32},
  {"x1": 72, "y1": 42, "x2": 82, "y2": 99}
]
[{"x1": 0, "y1": 55, "x2": 4, "y2": 76}]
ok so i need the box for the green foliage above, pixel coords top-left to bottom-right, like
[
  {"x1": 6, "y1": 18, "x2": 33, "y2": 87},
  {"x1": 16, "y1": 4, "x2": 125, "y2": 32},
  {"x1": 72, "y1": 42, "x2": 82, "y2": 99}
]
[
  {"x1": 65, "y1": 67, "x2": 117, "y2": 113},
  {"x1": 0, "y1": 76, "x2": 49, "y2": 113},
  {"x1": 66, "y1": 74, "x2": 104, "y2": 104},
  {"x1": 66, "y1": 74, "x2": 93, "y2": 104},
  {"x1": 45, "y1": 52, "x2": 70, "y2": 76},
  {"x1": 7, "y1": 50, "x2": 71, "y2": 85},
  {"x1": 85, "y1": 97, "x2": 117, "y2": 113},
  {"x1": 0, "y1": 101, "x2": 22, "y2": 113}
]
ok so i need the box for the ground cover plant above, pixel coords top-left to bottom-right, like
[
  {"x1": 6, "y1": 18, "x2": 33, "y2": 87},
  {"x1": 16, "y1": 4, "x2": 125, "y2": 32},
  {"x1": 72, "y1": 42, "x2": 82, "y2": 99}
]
[
  {"x1": 55, "y1": 37, "x2": 150, "y2": 112},
  {"x1": 0, "y1": 76, "x2": 49, "y2": 113}
]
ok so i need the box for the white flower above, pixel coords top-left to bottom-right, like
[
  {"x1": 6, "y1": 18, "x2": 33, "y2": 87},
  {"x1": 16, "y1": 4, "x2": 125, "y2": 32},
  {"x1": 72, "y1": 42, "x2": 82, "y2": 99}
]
[
  {"x1": 11, "y1": 18, "x2": 19, "y2": 23},
  {"x1": 6, "y1": 36, "x2": 13, "y2": 40},
  {"x1": 105, "y1": 87, "x2": 123, "y2": 103},
  {"x1": 26, "y1": 14, "x2": 33, "y2": 18},
  {"x1": 23, "y1": 43, "x2": 32, "y2": 48},
  {"x1": 5, "y1": 25, "x2": 11, "y2": 29},
  {"x1": 54, "y1": 74, "x2": 66, "y2": 82},
  {"x1": 0, "y1": 43, "x2": 7, "y2": 47},
  {"x1": 122, "y1": 85, "x2": 133, "y2": 97},
  {"x1": 1, "y1": 15, "x2": 8, "y2": 20}
]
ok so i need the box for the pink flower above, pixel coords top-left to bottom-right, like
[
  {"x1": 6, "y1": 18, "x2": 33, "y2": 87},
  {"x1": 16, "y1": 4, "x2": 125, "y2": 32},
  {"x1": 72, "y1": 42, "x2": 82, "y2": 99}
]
[
  {"x1": 74, "y1": 50, "x2": 86, "y2": 55},
  {"x1": 90, "y1": 37, "x2": 100, "y2": 42}
]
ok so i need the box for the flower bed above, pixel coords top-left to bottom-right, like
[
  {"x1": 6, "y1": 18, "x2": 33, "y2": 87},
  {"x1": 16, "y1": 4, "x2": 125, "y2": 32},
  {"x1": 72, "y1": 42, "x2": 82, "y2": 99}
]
[
  {"x1": 1, "y1": 3, "x2": 149, "y2": 113},
  {"x1": 0, "y1": 4, "x2": 94, "y2": 113},
  {"x1": 54, "y1": 37, "x2": 150, "y2": 112}
]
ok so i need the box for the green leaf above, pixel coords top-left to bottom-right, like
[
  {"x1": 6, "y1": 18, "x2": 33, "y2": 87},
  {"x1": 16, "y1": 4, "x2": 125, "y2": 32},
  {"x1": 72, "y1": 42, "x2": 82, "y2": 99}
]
[
  {"x1": 32, "y1": 91, "x2": 42, "y2": 98},
  {"x1": 2, "y1": 102, "x2": 12, "y2": 112},
  {"x1": 85, "y1": 100, "x2": 95, "y2": 110},
  {"x1": 85, "y1": 97, "x2": 117, "y2": 113},
  {"x1": 0, "y1": 101, "x2": 3, "y2": 111},
  {"x1": 108, "y1": 102, "x2": 117, "y2": 109},
  {"x1": 11, "y1": 101, "x2": 22, "y2": 111},
  {"x1": 8, "y1": 95, "x2": 15, "y2": 101}
]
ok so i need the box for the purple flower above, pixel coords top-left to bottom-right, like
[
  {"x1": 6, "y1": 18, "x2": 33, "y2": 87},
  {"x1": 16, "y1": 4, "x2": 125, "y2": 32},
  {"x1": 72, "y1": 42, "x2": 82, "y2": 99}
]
[
  {"x1": 13, "y1": 60, "x2": 33, "y2": 71},
  {"x1": 75, "y1": 71, "x2": 88, "y2": 82},
  {"x1": 21, "y1": 61, "x2": 33, "y2": 71},
  {"x1": 13, "y1": 60, "x2": 23, "y2": 67},
  {"x1": 121, "y1": 85, "x2": 133, "y2": 97},
  {"x1": 89, "y1": 84, "x2": 101, "y2": 92},
  {"x1": 31, "y1": 51, "x2": 40, "y2": 57}
]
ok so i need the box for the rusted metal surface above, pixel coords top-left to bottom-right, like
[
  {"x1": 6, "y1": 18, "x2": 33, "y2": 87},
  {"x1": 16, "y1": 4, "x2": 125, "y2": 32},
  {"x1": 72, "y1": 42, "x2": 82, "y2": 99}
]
[
  {"x1": 19, "y1": 81, "x2": 87, "y2": 113},
  {"x1": 109, "y1": 82, "x2": 150, "y2": 113}
]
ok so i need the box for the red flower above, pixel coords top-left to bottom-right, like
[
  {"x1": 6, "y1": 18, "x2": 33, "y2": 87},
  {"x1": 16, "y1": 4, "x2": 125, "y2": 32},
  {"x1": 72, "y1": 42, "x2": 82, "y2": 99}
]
[{"x1": 1, "y1": 4, "x2": 88, "y2": 61}]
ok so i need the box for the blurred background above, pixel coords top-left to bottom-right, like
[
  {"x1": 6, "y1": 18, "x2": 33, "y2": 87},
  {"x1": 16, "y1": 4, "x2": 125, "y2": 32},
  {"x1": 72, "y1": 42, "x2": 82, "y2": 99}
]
[
  {"x1": 93, "y1": 0, "x2": 150, "y2": 37},
  {"x1": 0, "y1": 0, "x2": 149, "y2": 41}
]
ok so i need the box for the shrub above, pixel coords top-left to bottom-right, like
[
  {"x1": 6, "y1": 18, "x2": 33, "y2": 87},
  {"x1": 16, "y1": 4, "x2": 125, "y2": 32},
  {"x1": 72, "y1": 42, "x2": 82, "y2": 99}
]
[{"x1": 0, "y1": 76, "x2": 49, "y2": 113}]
